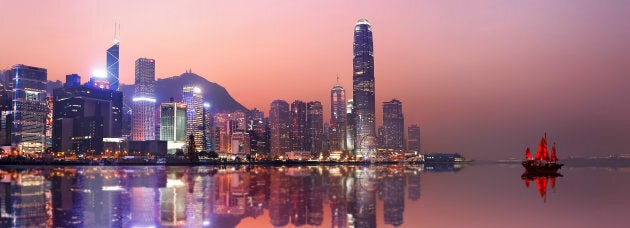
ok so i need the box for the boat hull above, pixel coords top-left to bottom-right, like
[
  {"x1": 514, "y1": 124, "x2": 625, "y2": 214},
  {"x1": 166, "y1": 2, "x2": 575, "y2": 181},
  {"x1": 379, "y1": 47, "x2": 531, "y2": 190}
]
[{"x1": 522, "y1": 160, "x2": 564, "y2": 175}]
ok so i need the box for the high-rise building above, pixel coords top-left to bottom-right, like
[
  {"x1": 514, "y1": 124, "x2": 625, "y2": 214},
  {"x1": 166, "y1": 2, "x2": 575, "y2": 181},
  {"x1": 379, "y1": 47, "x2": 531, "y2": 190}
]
[
  {"x1": 247, "y1": 108, "x2": 267, "y2": 157},
  {"x1": 345, "y1": 99, "x2": 355, "y2": 152},
  {"x1": 269, "y1": 100, "x2": 291, "y2": 158},
  {"x1": 330, "y1": 81, "x2": 347, "y2": 152},
  {"x1": 132, "y1": 58, "x2": 156, "y2": 141},
  {"x1": 202, "y1": 103, "x2": 212, "y2": 152},
  {"x1": 382, "y1": 99, "x2": 405, "y2": 150},
  {"x1": 306, "y1": 101, "x2": 323, "y2": 156},
  {"x1": 183, "y1": 86, "x2": 203, "y2": 152},
  {"x1": 160, "y1": 102, "x2": 187, "y2": 154},
  {"x1": 5, "y1": 65, "x2": 47, "y2": 154},
  {"x1": 106, "y1": 40, "x2": 120, "y2": 91},
  {"x1": 407, "y1": 124, "x2": 421, "y2": 154},
  {"x1": 52, "y1": 74, "x2": 123, "y2": 154},
  {"x1": 290, "y1": 100, "x2": 307, "y2": 151},
  {"x1": 0, "y1": 82, "x2": 11, "y2": 146},
  {"x1": 352, "y1": 19, "x2": 376, "y2": 159}
]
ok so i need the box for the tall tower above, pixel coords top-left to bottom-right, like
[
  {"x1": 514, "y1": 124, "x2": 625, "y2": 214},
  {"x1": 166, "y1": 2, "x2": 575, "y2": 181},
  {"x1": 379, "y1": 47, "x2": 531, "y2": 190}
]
[
  {"x1": 183, "y1": 86, "x2": 203, "y2": 152},
  {"x1": 269, "y1": 100, "x2": 291, "y2": 158},
  {"x1": 7, "y1": 65, "x2": 47, "y2": 153},
  {"x1": 382, "y1": 99, "x2": 404, "y2": 151},
  {"x1": 407, "y1": 124, "x2": 421, "y2": 154},
  {"x1": 330, "y1": 78, "x2": 347, "y2": 152},
  {"x1": 160, "y1": 102, "x2": 187, "y2": 153},
  {"x1": 290, "y1": 100, "x2": 307, "y2": 151},
  {"x1": 306, "y1": 101, "x2": 324, "y2": 156},
  {"x1": 352, "y1": 19, "x2": 376, "y2": 159},
  {"x1": 132, "y1": 58, "x2": 156, "y2": 141},
  {"x1": 106, "y1": 25, "x2": 120, "y2": 91}
]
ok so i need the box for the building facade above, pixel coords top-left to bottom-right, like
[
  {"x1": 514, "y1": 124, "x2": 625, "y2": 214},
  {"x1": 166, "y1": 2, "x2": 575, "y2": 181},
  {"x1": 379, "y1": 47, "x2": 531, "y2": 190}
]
[
  {"x1": 106, "y1": 41, "x2": 120, "y2": 91},
  {"x1": 182, "y1": 86, "x2": 203, "y2": 152},
  {"x1": 290, "y1": 100, "x2": 307, "y2": 151},
  {"x1": 52, "y1": 74, "x2": 123, "y2": 154},
  {"x1": 159, "y1": 102, "x2": 187, "y2": 154},
  {"x1": 132, "y1": 58, "x2": 156, "y2": 141},
  {"x1": 6, "y1": 65, "x2": 48, "y2": 154},
  {"x1": 329, "y1": 82, "x2": 347, "y2": 152},
  {"x1": 382, "y1": 99, "x2": 405, "y2": 150},
  {"x1": 352, "y1": 19, "x2": 376, "y2": 159},
  {"x1": 306, "y1": 101, "x2": 324, "y2": 157},
  {"x1": 407, "y1": 124, "x2": 421, "y2": 154},
  {"x1": 269, "y1": 100, "x2": 291, "y2": 158}
]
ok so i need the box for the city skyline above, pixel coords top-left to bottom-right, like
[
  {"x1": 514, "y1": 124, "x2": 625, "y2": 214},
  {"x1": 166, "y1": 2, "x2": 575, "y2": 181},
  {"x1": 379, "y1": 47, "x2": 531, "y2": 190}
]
[{"x1": 2, "y1": 1, "x2": 630, "y2": 159}]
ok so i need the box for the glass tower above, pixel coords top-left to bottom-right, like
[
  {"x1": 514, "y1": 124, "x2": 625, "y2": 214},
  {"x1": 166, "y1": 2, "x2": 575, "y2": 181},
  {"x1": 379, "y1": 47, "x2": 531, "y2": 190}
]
[
  {"x1": 330, "y1": 81, "x2": 347, "y2": 152},
  {"x1": 132, "y1": 58, "x2": 156, "y2": 141},
  {"x1": 352, "y1": 19, "x2": 376, "y2": 159},
  {"x1": 106, "y1": 41, "x2": 120, "y2": 91},
  {"x1": 183, "y1": 86, "x2": 203, "y2": 152},
  {"x1": 8, "y1": 64, "x2": 47, "y2": 154}
]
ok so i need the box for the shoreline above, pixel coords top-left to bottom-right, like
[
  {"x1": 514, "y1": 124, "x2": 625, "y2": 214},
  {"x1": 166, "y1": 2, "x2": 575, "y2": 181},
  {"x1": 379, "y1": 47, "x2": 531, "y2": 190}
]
[{"x1": 0, "y1": 159, "x2": 472, "y2": 167}]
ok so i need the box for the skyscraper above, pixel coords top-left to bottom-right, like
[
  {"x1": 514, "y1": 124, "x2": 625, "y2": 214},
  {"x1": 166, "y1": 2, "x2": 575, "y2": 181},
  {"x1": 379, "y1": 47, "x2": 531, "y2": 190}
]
[
  {"x1": 183, "y1": 86, "x2": 203, "y2": 152},
  {"x1": 6, "y1": 65, "x2": 47, "y2": 154},
  {"x1": 407, "y1": 124, "x2": 421, "y2": 154},
  {"x1": 160, "y1": 102, "x2": 187, "y2": 154},
  {"x1": 290, "y1": 100, "x2": 307, "y2": 151},
  {"x1": 269, "y1": 100, "x2": 291, "y2": 158},
  {"x1": 382, "y1": 99, "x2": 404, "y2": 150},
  {"x1": 106, "y1": 40, "x2": 120, "y2": 91},
  {"x1": 330, "y1": 80, "x2": 347, "y2": 152},
  {"x1": 352, "y1": 19, "x2": 376, "y2": 159},
  {"x1": 306, "y1": 101, "x2": 324, "y2": 156},
  {"x1": 202, "y1": 103, "x2": 212, "y2": 152},
  {"x1": 132, "y1": 58, "x2": 156, "y2": 141}
]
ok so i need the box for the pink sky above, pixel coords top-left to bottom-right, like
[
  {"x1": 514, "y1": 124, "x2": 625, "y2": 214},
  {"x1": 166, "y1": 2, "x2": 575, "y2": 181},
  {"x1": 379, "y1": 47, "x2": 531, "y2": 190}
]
[{"x1": 1, "y1": 0, "x2": 629, "y2": 159}]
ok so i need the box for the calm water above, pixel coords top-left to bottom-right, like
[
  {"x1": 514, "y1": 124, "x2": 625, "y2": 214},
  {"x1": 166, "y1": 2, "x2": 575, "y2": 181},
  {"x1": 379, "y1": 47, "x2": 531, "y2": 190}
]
[{"x1": 0, "y1": 164, "x2": 627, "y2": 228}]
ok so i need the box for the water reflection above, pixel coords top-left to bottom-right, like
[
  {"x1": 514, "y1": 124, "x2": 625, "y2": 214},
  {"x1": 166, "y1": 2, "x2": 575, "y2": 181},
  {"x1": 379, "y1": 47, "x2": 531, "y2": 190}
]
[
  {"x1": 0, "y1": 164, "x2": 461, "y2": 227},
  {"x1": 521, "y1": 172, "x2": 562, "y2": 202}
]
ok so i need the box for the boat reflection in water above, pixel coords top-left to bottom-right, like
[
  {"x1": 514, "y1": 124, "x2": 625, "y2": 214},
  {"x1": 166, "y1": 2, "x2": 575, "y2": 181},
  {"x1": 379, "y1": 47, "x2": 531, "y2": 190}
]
[
  {"x1": 0, "y1": 163, "x2": 465, "y2": 227},
  {"x1": 521, "y1": 172, "x2": 562, "y2": 202}
]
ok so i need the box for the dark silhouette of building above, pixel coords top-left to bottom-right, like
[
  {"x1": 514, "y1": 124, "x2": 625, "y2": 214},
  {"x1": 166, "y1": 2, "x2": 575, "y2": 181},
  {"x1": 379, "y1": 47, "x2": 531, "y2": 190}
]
[
  {"x1": 307, "y1": 101, "x2": 324, "y2": 157},
  {"x1": 290, "y1": 100, "x2": 307, "y2": 151},
  {"x1": 382, "y1": 99, "x2": 405, "y2": 151},
  {"x1": 407, "y1": 124, "x2": 421, "y2": 154},
  {"x1": 52, "y1": 74, "x2": 123, "y2": 154},
  {"x1": 269, "y1": 100, "x2": 291, "y2": 158}
]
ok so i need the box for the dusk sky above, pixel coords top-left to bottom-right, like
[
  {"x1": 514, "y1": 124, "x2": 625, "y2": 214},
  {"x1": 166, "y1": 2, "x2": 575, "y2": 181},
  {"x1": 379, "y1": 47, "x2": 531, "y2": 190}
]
[{"x1": 1, "y1": 0, "x2": 629, "y2": 160}]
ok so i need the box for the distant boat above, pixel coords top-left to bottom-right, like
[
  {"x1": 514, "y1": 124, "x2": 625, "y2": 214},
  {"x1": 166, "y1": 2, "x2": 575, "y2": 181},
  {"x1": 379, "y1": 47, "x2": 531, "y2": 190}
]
[{"x1": 522, "y1": 133, "x2": 564, "y2": 174}]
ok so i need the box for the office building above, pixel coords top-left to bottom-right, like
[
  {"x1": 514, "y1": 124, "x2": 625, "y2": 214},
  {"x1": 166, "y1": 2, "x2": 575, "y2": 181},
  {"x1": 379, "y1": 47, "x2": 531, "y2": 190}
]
[
  {"x1": 407, "y1": 124, "x2": 421, "y2": 154},
  {"x1": 330, "y1": 81, "x2": 347, "y2": 152},
  {"x1": 132, "y1": 58, "x2": 156, "y2": 141},
  {"x1": 382, "y1": 99, "x2": 404, "y2": 150},
  {"x1": 183, "y1": 86, "x2": 203, "y2": 152},
  {"x1": 290, "y1": 100, "x2": 307, "y2": 151},
  {"x1": 306, "y1": 101, "x2": 323, "y2": 156},
  {"x1": 352, "y1": 19, "x2": 376, "y2": 159},
  {"x1": 160, "y1": 102, "x2": 187, "y2": 154},
  {"x1": 107, "y1": 40, "x2": 120, "y2": 91},
  {"x1": 269, "y1": 100, "x2": 291, "y2": 158}
]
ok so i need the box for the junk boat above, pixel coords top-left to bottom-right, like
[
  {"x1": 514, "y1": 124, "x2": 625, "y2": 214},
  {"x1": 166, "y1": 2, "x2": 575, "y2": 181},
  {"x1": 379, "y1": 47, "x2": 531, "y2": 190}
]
[{"x1": 522, "y1": 133, "x2": 564, "y2": 175}]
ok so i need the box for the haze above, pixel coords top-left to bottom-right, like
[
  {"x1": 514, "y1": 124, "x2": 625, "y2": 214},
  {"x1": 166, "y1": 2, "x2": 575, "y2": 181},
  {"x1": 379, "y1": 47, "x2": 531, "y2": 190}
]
[{"x1": 1, "y1": 0, "x2": 629, "y2": 160}]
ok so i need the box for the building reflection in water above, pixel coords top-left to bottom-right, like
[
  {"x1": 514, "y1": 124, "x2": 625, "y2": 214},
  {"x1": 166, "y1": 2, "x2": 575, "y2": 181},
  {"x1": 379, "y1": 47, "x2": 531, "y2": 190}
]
[{"x1": 0, "y1": 163, "x2": 462, "y2": 227}]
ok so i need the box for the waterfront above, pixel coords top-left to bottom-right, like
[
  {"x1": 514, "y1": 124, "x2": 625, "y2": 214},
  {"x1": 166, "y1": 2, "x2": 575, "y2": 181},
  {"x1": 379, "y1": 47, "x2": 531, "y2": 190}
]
[{"x1": 0, "y1": 164, "x2": 628, "y2": 227}]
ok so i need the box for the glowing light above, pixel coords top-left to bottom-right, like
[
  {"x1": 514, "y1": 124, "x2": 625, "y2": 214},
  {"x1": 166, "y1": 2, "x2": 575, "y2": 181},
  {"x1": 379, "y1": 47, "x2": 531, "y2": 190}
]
[
  {"x1": 132, "y1": 97, "x2": 157, "y2": 103},
  {"x1": 92, "y1": 70, "x2": 107, "y2": 78},
  {"x1": 193, "y1": 87, "x2": 201, "y2": 93},
  {"x1": 103, "y1": 186, "x2": 124, "y2": 191},
  {"x1": 203, "y1": 103, "x2": 210, "y2": 108}
]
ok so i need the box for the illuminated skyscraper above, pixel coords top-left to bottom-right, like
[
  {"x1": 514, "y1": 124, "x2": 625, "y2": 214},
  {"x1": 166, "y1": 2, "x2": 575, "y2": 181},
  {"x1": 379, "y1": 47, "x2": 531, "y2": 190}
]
[
  {"x1": 290, "y1": 100, "x2": 307, "y2": 151},
  {"x1": 269, "y1": 100, "x2": 291, "y2": 158},
  {"x1": 352, "y1": 19, "x2": 376, "y2": 159},
  {"x1": 183, "y1": 86, "x2": 203, "y2": 152},
  {"x1": 346, "y1": 99, "x2": 355, "y2": 152},
  {"x1": 106, "y1": 40, "x2": 120, "y2": 91},
  {"x1": 132, "y1": 58, "x2": 156, "y2": 141},
  {"x1": 407, "y1": 124, "x2": 421, "y2": 154},
  {"x1": 306, "y1": 101, "x2": 323, "y2": 156},
  {"x1": 382, "y1": 99, "x2": 404, "y2": 150},
  {"x1": 160, "y1": 102, "x2": 187, "y2": 154},
  {"x1": 6, "y1": 65, "x2": 47, "y2": 153},
  {"x1": 330, "y1": 81, "x2": 347, "y2": 152}
]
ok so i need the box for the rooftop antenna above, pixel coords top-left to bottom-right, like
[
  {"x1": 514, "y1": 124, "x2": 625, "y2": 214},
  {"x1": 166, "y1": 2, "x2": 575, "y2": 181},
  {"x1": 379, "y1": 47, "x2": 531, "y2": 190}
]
[
  {"x1": 336, "y1": 73, "x2": 339, "y2": 83},
  {"x1": 114, "y1": 23, "x2": 120, "y2": 44}
]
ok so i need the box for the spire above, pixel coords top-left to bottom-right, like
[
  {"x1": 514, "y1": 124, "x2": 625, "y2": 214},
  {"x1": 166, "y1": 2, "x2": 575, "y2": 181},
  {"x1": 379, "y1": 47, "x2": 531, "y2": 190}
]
[
  {"x1": 336, "y1": 73, "x2": 339, "y2": 83},
  {"x1": 114, "y1": 23, "x2": 120, "y2": 44}
]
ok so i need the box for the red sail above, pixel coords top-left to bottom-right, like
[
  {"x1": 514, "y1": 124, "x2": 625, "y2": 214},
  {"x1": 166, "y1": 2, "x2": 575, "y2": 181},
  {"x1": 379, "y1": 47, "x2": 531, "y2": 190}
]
[
  {"x1": 524, "y1": 178, "x2": 531, "y2": 188},
  {"x1": 535, "y1": 137, "x2": 545, "y2": 160},
  {"x1": 551, "y1": 144, "x2": 558, "y2": 162},
  {"x1": 541, "y1": 137, "x2": 550, "y2": 161},
  {"x1": 525, "y1": 147, "x2": 532, "y2": 160},
  {"x1": 551, "y1": 176, "x2": 556, "y2": 189}
]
